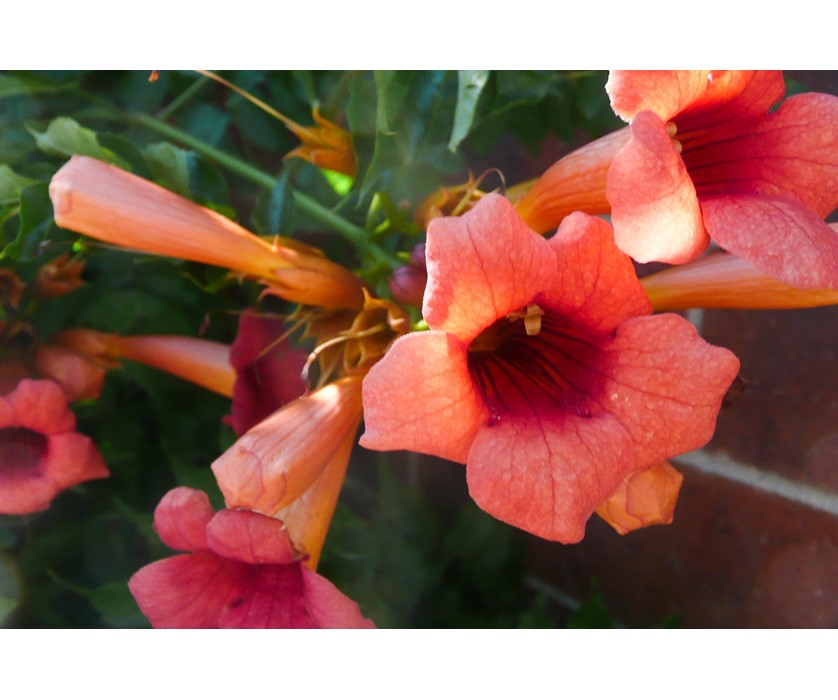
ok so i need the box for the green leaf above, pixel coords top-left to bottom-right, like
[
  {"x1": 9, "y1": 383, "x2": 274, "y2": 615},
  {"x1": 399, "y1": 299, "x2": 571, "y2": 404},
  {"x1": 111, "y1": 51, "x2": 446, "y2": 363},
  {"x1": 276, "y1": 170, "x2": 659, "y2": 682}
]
[
  {"x1": 88, "y1": 582, "x2": 148, "y2": 628},
  {"x1": 144, "y1": 142, "x2": 192, "y2": 197},
  {"x1": 355, "y1": 71, "x2": 448, "y2": 200},
  {"x1": 253, "y1": 165, "x2": 296, "y2": 235},
  {"x1": 0, "y1": 164, "x2": 35, "y2": 206},
  {"x1": 1, "y1": 182, "x2": 53, "y2": 260},
  {"x1": 0, "y1": 72, "x2": 79, "y2": 99},
  {"x1": 26, "y1": 117, "x2": 128, "y2": 167},
  {"x1": 449, "y1": 70, "x2": 490, "y2": 152},
  {"x1": 98, "y1": 134, "x2": 153, "y2": 179}
]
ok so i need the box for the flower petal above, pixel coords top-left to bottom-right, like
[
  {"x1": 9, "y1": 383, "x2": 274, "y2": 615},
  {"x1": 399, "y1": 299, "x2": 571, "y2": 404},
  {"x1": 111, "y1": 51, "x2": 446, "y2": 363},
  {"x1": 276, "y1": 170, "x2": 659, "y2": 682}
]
[
  {"x1": 675, "y1": 71, "x2": 785, "y2": 130},
  {"x1": 608, "y1": 70, "x2": 784, "y2": 126},
  {"x1": 597, "y1": 314, "x2": 740, "y2": 466},
  {"x1": 607, "y1": 70, "x2": 713, "y2": 123},
  {"x1": 4, "y1": 379, "x2": 75, "y2": 434},
  {"x1": 423, "y1": 194, "x2": 555, "y2": 342},
  {"x1": 686, "y1": 92, "x2": 838, "y2": 217},
  {"x1": 42, "y1": 433, "x2": 109, "y2": 488},
  {"x1": 466, "y1": 411, "x2": 636, "y2": 543},
  {"x1": 153, "y1": 487, "x2": 215, "y2": 551},
  {"x1": 0, "y1": 470, "x2": 57, "y2": 515},
  {"x1": 205, "y1": 509, "x2": 297, "y2": 565},
  {"x1": 359, "y1": 331, "x2": 489, "y2": 464},
  {"x1": 300, "y1": 567, "x2": 376, "y2": 629},
  {"x1": 606, "y1": 110, "x2": 708, "y2": 264},
  {"x1": 217, "y1": 564, "x2": 314, "y2": 628},
  {"x1": 701, "y1": 194, "x2": 838, "y2": 289},
  {"x1": 128, "y1": 551, "x2": 244, "y2": 628},
  {"x1": 543, "y1": 212, "x2": 652, "y2": 332},
  {"x1": 229, "y1": 310, "x2": 307, "y2": 435}
]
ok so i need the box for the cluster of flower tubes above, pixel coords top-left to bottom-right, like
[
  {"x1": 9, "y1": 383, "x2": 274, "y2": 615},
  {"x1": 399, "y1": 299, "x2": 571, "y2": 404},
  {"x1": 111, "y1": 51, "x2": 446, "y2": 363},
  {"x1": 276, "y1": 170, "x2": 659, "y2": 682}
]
[{"x1": 2, "y1": 70, "x2": 837, "y2": 627}]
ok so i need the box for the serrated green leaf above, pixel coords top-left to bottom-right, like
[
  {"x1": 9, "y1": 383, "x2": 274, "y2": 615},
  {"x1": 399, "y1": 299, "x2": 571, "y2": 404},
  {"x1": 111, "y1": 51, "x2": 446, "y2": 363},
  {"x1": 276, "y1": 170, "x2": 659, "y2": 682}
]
[
  {"x1": 26, "y1": 117, "x2": 128, "y2": 167},
  {"x1": 143, "y1": 142, "x2": 192, "y2": 197},
  {"x1": 449, "y1": 70, "x2": 490, "y2": 152}
]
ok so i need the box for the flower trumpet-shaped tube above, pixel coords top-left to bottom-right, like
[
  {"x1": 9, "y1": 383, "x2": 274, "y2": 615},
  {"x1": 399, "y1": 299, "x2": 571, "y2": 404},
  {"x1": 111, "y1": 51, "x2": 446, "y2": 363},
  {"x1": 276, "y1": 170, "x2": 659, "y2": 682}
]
[
  {"x1": 212, "y1": 375, "x2": 363, "y2": 569},
  {"x1": 128, "y1": 487, "x2": 374, "y2": 628},
  {"x1": 517, "y1": 71, "x2": 838, "y2": 289},
  {"x1": 641, "y1": 250, "x2": 838, "y2": 311},
  {"x1": 0, "y1": 379, "x2": 108, "y2": 515},
  {"x1": 49, "y1": 156, "x2": 365, "y2": 309},
  {"x1": 360, "y1": 195, "x2": 739, "y2": 543},
  {"x1": 108, "y1": 334, "x2": 237, "y2": 398},
  {"x1": 53, "y1": 329, "x2": 237, "y2": 398}
]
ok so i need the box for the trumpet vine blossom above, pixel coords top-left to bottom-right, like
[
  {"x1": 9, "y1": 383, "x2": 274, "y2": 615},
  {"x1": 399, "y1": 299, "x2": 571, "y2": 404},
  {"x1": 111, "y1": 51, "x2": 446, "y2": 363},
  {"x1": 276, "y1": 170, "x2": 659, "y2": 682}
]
[
  {"x1": 518, "y1": 71, "x2": 838, "y2": 289},
  {"x1": 0, "y1": 379, "x2": 108, "y2": 514},
  {"x1": 360, "y1": 195, "x2": 739, "y2": 543},
  {"x1": 128, "y1": 487, "x2": 374, "y2": 628}
]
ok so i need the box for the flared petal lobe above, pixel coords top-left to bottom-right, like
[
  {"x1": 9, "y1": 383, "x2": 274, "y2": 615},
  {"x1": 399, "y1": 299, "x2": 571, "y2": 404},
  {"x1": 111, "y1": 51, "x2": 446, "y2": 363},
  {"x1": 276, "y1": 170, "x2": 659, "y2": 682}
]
[
  {"x1": 128, "y1": 487, "x2": 374, "y2": 628},
  {"x1": 360, "y1": 331, "x2": 489, "y2": 464},
  {"x1": 606, "y1": 71, "x2": 713, "y2": 123},
  {"x1": 423, "y1": 194, "x2": 556, "y2": 343},
  {"x1": 606, "y1": 111, "x2": 708, "y2": 264},
  {"x1": 543, "y1": 211, "x2": 652, "y2": 331},
  {"x1": 607, "y1": 71, "x2": 785, "y2": 125}
]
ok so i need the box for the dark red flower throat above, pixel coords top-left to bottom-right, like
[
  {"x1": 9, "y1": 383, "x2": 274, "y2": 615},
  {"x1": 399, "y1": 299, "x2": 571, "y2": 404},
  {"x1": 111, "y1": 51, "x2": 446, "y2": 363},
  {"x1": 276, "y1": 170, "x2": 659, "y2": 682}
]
[
  {"x1": 467, "y1": 301, "x2": 604, "y2": 423},
  {"x1": 0, "y1": 427, "x2": 47, "y2": 477}
]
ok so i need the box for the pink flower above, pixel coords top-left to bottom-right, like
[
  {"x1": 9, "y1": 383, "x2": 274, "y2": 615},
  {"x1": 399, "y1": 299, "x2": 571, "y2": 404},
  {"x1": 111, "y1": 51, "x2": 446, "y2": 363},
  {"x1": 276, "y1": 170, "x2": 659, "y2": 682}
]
[
  {"x1": 360, "y1": 195, "x2": 739, "y2": 543},
  {"x1": 0, "y1": 379, "x2": 108, "y2": 515},
  {"x1": 128, "y1": 487, "x2": 375, "y2": 628},
  {"x1": 228, "y1": 310, "x2": 307, "y2": 435},
  {"x1": 518, "y1": 71, "x2": 838, "y2": 289}
]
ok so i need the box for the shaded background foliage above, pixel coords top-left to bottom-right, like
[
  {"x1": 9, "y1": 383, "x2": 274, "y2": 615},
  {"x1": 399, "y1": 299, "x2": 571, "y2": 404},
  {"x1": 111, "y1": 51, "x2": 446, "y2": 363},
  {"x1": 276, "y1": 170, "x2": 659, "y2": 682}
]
[{"x1": 0, "y1": 70, "x2": 685, "y2": 628}]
